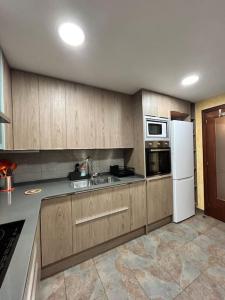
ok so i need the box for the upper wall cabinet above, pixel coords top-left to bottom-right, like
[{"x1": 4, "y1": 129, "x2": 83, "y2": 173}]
[
  {"x1": 12, "y1": 71, "x2": 40, "y2": 150},
  {"x1": 66, "y1": 83, "x2": 99, "y2": 149},
  {"x1": 142, "y1": 90, "x2": 191, "y2": 119},
  {"x1": 0, "y1": 51, "x2": 13, "y2": 149},
  {"x1": 66, "y1": 83, "x2": 134, "y2": 149},
  {"x1": 39, "y1": 77, "x2": 66, "y2": 149},
  {"x1": 12, "y1": 71, "x2": 134, "y2": 150}
]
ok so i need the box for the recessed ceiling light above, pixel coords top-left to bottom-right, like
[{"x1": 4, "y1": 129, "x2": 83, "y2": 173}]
[
  {"x1": 181, "y1": 74, "x2": 199, "y2": 86},
  {"x1": 58, "y1": 22, "x2": 85, "y2": 47}
]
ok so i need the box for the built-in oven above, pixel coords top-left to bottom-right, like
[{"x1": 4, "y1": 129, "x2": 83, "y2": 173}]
[
  {"x1": 145, "y1": 141, "x2": 171, "y2": 177},
  {"x1": 145, "y1": 116, "x2": 169, "y2": 141}
]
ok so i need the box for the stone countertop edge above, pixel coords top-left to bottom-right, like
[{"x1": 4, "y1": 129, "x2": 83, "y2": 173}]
[{"x1": 0, "y1": 175, "x2": 144, "y2": 300}]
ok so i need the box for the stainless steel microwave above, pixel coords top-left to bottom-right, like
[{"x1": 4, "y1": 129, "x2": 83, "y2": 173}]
[{"x1": 144, "y1": 116, "x2": 170, "y2": 141}]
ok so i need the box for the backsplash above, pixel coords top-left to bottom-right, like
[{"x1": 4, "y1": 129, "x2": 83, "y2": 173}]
[{"x1": 0, "y1": 149, "x2": 125, "y2": 183}]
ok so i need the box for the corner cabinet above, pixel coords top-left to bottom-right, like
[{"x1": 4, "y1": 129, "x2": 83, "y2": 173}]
[{"x1": 146, "y1": 176, "x2": 173, "y2": 224}]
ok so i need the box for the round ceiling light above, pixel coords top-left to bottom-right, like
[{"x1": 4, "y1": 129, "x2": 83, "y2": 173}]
[
  {"x1": 181, "y1": 74, "x2": 199, "y2": 86},
  {"x1": 58, "y1": 22, "x2": 85, "y2": 47}
]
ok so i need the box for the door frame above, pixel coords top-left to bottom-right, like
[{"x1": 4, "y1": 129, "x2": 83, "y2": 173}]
[{"x1": 202, "y1": 104, "x2": 225, "y2": 216}]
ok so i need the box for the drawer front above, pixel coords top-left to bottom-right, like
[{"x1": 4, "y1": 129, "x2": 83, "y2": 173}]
[{"x1": 72, "y1": 186, "x2": 130, "y2": 253}]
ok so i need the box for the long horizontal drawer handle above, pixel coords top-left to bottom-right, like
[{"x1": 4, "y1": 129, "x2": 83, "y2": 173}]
[{"x1": 75, "y1": 207, "x2": 129, "y2": 225}]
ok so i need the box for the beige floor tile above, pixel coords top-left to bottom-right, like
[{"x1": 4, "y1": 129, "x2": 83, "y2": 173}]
[
  {"x1": 64, "y1": 259, "x2": 107, "y2": 300},
  {"x1": 39, "y1": 272, "x2": 66, "y2": 300}
]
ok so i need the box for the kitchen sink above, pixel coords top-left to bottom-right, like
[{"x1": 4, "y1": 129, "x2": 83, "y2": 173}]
[
  {"x1": 71, "y1": 176, "x2": 120, "y2": 189},
  {"x1": 91, "y1": 176, "x2": 120, "y2": 185}
]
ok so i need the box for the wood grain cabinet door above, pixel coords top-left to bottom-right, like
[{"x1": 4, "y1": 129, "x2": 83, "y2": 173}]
[
  {"x1": 72, "y1": 186, "x2": 130, "y2": 254},
  {"x1": 130, "y1": 182, "x2": 147, "y2": 230},
  {"x1": 12, "y1": 71, "x2": 40, "y2": 149},
  {"x1": 147, "y1": 177, "x2": 173, "y2": 224},
  {"x1": 142, "y1": 91, "x2": 171, "y2": 118},
  {"x1": 41, "y1": 196, "x2": 73, "y2": 266},
  {"x1": 39, "y1": 77, "x2": 66, "y2": 149},
  {"x1": 65, "y1": 83, "x2": 99, "y2": 149}
]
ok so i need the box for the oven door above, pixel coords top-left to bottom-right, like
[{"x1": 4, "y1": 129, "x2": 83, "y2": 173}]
[
  {"x1": 146, "y1": 148, "x2": 171, "y2": 176},
  {"x1": 146, "y1": 120, "x2": 168, "y2": 140}
]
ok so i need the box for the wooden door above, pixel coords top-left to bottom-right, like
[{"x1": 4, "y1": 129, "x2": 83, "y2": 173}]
[
  {"x1": 41, "y1": 196, "x2": 73, "y2": 266},
  {"x1": 203, "y1": 105, "x2": 225, "y2": 222},
  {"x1": 130, "y1": 182, "x2": 146, "y2": 230},
  {"x1": 72, "y1": 186, "x2": 130, "y2": 253},
  {"x1": 147, "y1": 176, "x2": 173, "y2": 224},
  {"x1": 39, "y1": 76, "x2": 66, "y2": 149},
  {"x1": 12, "y1": 71, "x2": 40, "y2": 149}
]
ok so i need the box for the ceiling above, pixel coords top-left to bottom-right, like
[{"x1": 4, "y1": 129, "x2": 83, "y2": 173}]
[{"x1": 1, "y1": 0, "x2": 225, "y2": 102}]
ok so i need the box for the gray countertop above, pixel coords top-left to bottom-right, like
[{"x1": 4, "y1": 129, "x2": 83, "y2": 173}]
[{"x1": 0, "y1": 175, "x2": 144, "y2": 300}]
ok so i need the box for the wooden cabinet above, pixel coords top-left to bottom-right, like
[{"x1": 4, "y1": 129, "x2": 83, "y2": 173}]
[
  {"x1": 0, "y1": 51, "x2": 13, "y2": 149},
  {"x1": 147, "y1": 176, "x2": 173, "y2": 224},
  {"x1": 72, "y1": 186, "x2": 130, "y2": 253},
  {"x1": 142, "y1": 90, "x2": 191, "y2": 119},
  {"x1": 39, "y1": 77, "x2": 66, "y2": 149},
  {"x1": 41, "y1": 196, "x2": 73, "y2": 266},
  {"x1": 142, "y1": 91, "x2": 171, "y2": 118},
  {"x1": 66, "y1": 83, "x2": 99, "y2": 149},
  {"x1": 129, "y1": 181, "x2": 146, "y2": 230},
  {"x1": 66, "y1": 83, "x2": 134, "y2": 149},
  {"x1": 12, "y1": 71, "x2": 134, "y2": 149},
  {"x1": 12, "y1": 71, "x2": 40, "y2": 149}
]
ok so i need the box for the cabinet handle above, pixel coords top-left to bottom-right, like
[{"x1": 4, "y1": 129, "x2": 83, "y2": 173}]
[{"x1": 75, "y1": 207, "x2": 129, "y2": 225}]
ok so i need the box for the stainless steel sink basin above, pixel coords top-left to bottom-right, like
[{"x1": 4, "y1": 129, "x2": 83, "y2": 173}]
[
  {"x1": 91, "y1": 176, "x2": 120, "y2": 185},
  {"x1": 71, "y1": 176, "x2": 120, "y2": 189},
  {"x1": 72, "y1": 179, "x2": 89, "y2": 189}
]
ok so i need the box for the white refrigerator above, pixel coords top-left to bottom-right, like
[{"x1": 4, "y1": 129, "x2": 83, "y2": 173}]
[{"x1": 171, "y1": 120, "x2": 195, "y2": 223}]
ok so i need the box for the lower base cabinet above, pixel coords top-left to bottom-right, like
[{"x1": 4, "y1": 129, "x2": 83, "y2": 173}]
[
  {"x1": 147, "y1": 176, "x2": 173, "y2": 224},
  {"x1": 130, "y1": 181, "x2": 146, "y2": 230},
  {"x1": 40, "y1": 181, "x2": 146, "y2": 268},
  {"x1": 72, "y1": 185, "x2": 130, "y2": 254},
  {"x1": 41, "y1": 196, "x2": 73, "y2": 267}
]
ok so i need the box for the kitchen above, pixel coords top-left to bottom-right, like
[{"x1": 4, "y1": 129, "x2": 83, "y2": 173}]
[{"x1": 1, "y1": 1, "x2": 225, "y2": 300}]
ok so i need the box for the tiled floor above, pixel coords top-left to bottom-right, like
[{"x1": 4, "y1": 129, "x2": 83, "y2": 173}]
[{"x1": 39, "y1": 214, "x2": 225, "y2": 300}]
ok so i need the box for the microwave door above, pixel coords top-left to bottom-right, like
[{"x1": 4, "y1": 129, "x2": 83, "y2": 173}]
[{"x1": 146, "y1": 121, "x2": 168, "y2": 139}]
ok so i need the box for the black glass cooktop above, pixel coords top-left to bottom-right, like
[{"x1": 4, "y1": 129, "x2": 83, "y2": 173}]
[{"x1": 0, "y1": 220, "x2": 25, "y2": 288}]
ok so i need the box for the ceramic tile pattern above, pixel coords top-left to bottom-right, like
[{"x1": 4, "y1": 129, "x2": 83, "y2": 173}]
[
  {"x1": 39, "y1": 214, "x2": 225, "y2": 300},
  {"x1": 0, "y1": 149, "x2": 126, "y2": 183}
]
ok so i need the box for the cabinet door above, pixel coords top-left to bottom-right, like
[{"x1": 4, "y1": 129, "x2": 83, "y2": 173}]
[
  {"x1": 142, "y1": 91, "x2": 170, "y2": 118},
  {"x1": 130, "y1": 182, "x2": 146, "y2": 230},
  {"x1": 12, "y1": 71, "x2": 40, "y2": 149},
  {"x1": 72, "y1": 186, "x2": 130, "y2": 253},
  {"x1": 41, "y1": 196, "x2": 72, "y2": 266},
  {"x1": 39, "y1": 77, "x2": 66, "y2": 149},
  {"x1": 66, "y1": 83, "x2": 99, "y2": 149},
  {"x1": 147, "y1": 177, "x2": 173, "y2": 224}
]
